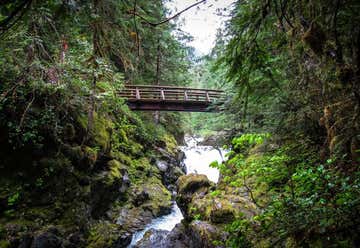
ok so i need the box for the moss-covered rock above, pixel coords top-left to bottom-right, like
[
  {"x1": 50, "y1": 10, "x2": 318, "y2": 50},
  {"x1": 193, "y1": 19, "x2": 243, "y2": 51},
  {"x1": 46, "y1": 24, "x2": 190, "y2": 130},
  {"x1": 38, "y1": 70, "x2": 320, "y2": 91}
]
[
  {"x1": 131, "y1": 177, "x2": 172, "y2": 217},
  {"x1": 88, "y1": 221, "x2": 131, "y2": 248},
  {"x1": 76, "y1": 113, "x2": 113, "y2": 153},
  {"x1": 209, "y1": 200, "x2": 235, "y2": 224},
  {"x1": 63, "y1": 145, "x2": 97, "y2": 171},
  {"x1": 188, "y1": 220, "x2": 226, "y2": 248},
  {"x1": 177, "y1": 174, "x2": 212, "y2": 195},
  {"x1": 162, "y1": 133, "x2": 178, "y2": 157},
  {"x1": 176, "y1": 174, "x2": 213, "y2": 219},
  {"x1": 90, "y1": 161, "x2": 129, "y2": 218}
]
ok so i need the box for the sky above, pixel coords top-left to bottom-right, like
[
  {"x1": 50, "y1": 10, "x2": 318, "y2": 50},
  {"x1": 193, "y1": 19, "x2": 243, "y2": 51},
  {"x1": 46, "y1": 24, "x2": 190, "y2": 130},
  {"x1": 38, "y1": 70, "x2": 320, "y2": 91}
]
[{"x1": 165, "y1": 0, "x2": 235, "y2": 55}]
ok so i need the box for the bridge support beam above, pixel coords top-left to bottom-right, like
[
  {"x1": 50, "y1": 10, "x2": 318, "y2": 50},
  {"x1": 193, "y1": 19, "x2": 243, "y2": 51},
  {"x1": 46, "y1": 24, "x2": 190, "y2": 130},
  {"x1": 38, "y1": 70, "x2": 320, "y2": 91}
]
[{"x1": 127, "y1": 101, "x2": 219, "y2": 112}]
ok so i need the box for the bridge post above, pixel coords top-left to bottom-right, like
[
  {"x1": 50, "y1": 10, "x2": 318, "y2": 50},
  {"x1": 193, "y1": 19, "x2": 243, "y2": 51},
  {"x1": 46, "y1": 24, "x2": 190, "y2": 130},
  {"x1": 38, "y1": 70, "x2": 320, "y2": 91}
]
[
  {"x1": 206, "y1": 91, "x2": 211, "y2": 102},
  {"x1": 184, "y1": 90, "x2": 188, "y2": 101},
  {"x1": 161, "y1": 89, "x2": 165, "y2": 100},
  {"x1": 136, "y1": 87, "x2": 140, "y2": 100}
]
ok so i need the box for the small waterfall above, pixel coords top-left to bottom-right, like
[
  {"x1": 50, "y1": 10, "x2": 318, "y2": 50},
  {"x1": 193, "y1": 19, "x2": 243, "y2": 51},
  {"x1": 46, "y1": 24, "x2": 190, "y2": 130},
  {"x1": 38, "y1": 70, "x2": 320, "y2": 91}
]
[{"x1": 128, "y1": 135, "x2": 224, "y2": 247}]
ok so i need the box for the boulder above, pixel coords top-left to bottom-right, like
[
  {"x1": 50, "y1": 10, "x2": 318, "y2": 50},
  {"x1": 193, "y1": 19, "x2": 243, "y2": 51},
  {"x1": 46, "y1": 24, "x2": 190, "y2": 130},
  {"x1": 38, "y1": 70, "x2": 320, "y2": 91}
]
[
  {"x1": 87, "y1": 221, "x2": 132, "y2": 248},
  {"x1": 134, "y1": 229, "x2": 169, "y2": 248},
  {"x1": 163, "y1": 165, "x2": 185, "y2": 189},
  {"x1": 209, "y1": 200, "x2": 235, "y2": 224},
  {"x1": 18, "y1": 234, "x2": 33, "y2": 248},
  {"x1": 31, "y1": 231, "x2": 62, "y2": 248},
  {"x1": 135, "y1": 223, "x2": 190, "y2": 248},
  {"x1": 165, "y1": 222, "x2": 191, "y2": 248},
  {"x1": 176, "y1": 174, "x2": 212, "y2": 218},
  {"x1": 90, "y1": 160, "x2": 130, "y2": 218},
  {"x1": 133, "y1": 189, "x2": 150, "y2": 206},
  {"x1": 188, "y1": 221, "x2": 226, "y2": 248},
  {"x1": 177, "y1": 174, "x2": 212, "y2": 195}
]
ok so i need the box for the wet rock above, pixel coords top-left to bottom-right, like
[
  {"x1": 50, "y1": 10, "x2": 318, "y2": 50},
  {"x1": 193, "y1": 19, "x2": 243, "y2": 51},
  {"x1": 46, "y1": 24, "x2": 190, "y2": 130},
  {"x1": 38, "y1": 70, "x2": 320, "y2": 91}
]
[
  {"x1": 156, "y1": 160, "x2": 168, "y2": 172},
  {"x1": 116, "y1": 207, "x2": 153, "y2": 235},
  {"x1": 120, "y1": 170, "x2": 130, "y2": 193},
  {"x1": 135, "y1": 223, "x2": 190, "y2": 248},
  {"x1": 18, "y1": 234, "x2": 33, "y2": 248},
  {"x1": 87, "y1": 221, "x2": 132, "y2": 248},
  {"x1": 111, "y1": 233, "x2": 132, "y2": 248},
  {"x1": 134, "y1": 229, "x2": 169, "y2": 248},
  {"x1": 165, "y1": 223, "x2": 191, "y2": 248},
  {"x1": 31, "y1": 231, "x2": 62, "y2": 248},
  {"x1": 196, "y1": 132, "x2": 228, "y2": 147},
  {"x1": 131, "y1": 177, "x2": 172, "y2": 217},
  {"x1": 177, "y1": 151, "x2": 186, "y2": 166},
  {"x1": 66, "y1": 232, "x2": 85, "y2": 247},
  {"x1": 164, "y1": 165, "x2": 185, "y2": 188},
  {"x1": 90, "y1": 160, "x2": 130, "y2": 218},
  {"x1": 133, "y1": 189, "x2": 150, "y2": 206}
]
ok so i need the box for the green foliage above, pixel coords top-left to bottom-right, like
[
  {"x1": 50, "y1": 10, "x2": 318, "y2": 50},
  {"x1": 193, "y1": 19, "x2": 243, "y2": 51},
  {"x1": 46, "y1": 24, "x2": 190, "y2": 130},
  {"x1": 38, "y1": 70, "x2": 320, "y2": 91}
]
[
  {"x1": 210, "y1": 190, "x2": 221, "y2": 197},
  {"x1": 225, "y1": 218, "x2": 252, "y2": 248},
  {"x1": 7, "y1": 192, "x2": 20, "y2": 206},
  {"x1": 193, "y1": 214, "x2": 202, "y2": 221},
  {"x1": 220, "y1": 133, "x2": 360, "y2": 246},
  {"x1": 231, "y1": 133, "x2": 270, "y2": 151},
  {"x1": 212, "y1": 0, "x2": 360, "y2": 245}
]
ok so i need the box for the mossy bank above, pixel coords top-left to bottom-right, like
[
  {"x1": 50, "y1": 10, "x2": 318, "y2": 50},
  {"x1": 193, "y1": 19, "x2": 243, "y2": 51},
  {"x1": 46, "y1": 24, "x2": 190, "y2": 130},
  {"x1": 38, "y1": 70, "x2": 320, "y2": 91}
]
[{"x1": 0, "y1": 83, "x2": 185, "y2": 248}]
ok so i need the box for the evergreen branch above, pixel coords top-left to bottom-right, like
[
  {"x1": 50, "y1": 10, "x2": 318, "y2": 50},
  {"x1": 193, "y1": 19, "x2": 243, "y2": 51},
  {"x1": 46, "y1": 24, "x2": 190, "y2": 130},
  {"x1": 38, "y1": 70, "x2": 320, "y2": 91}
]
[
  {"x1": 129, "y1": 0, "x2": 206, "y2": 27},
  {"x1": 0, "y1": 0, "x2": 32, "y2": 34}
]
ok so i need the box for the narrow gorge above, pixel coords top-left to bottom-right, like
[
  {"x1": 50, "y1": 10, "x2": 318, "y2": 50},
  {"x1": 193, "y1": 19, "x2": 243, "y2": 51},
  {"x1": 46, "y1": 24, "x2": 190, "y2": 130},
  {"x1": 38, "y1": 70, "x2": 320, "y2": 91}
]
[{"x1": 0, "y1": 0, "x2": 359, "y2": 247}]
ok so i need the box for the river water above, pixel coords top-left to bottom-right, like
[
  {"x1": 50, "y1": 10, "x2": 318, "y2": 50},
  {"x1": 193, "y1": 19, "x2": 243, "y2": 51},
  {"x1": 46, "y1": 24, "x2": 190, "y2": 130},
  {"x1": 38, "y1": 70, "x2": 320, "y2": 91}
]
[{"x1": 128, "y1": 136, "x2": 224, "y2": 247}]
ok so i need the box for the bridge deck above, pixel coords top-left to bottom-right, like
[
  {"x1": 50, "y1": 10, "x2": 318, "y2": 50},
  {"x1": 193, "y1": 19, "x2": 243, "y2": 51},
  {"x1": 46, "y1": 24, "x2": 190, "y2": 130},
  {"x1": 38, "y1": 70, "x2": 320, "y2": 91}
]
[{"x1": 119, "y1": 85, "x2": 224, "y2": 112}]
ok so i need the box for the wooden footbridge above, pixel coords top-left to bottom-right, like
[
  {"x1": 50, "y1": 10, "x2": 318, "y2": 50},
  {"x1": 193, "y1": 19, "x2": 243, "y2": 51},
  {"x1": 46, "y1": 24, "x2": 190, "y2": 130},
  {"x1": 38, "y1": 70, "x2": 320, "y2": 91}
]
[{"x1": 119, "y1": 85, "x2": 224, "y2": 112}]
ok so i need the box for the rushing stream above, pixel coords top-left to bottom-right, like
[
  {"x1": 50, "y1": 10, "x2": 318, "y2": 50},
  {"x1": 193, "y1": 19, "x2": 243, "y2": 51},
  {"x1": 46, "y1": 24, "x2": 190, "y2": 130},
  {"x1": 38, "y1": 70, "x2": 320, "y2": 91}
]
[{"x1": 128, "y1": 136, "x2": 225, "y2": 247}]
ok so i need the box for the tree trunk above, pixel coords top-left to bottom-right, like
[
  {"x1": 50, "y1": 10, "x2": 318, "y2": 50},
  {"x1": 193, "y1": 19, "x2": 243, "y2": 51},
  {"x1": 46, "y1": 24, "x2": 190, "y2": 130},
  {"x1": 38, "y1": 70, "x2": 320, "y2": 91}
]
[{"x1": 154, "y1": 36, "x2": 161, "y2": 124}]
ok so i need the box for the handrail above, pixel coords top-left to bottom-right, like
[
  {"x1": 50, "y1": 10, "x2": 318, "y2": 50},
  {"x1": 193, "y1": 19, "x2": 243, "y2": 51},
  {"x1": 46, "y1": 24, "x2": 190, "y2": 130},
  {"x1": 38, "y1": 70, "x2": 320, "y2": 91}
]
[
  {"x1": 123, "y1": 84, "x2": 223, "y2": 92},
  {"x1": 119, "y1": 85, "x2": 224, "y2": 104}
]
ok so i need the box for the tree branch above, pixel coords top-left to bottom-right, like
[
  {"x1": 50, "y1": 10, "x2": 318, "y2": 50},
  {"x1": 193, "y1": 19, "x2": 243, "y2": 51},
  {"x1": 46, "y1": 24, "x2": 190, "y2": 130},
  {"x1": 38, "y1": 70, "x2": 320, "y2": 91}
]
[
  {"x1": 133, "y1": 0, "x2": 140, "y2": 57},
  {"x1": 130, "y1": 0, "x2": 206, "y2": 27},
  {"x1": 0, "y1": 0, "x2": 32, "y2": 34}
]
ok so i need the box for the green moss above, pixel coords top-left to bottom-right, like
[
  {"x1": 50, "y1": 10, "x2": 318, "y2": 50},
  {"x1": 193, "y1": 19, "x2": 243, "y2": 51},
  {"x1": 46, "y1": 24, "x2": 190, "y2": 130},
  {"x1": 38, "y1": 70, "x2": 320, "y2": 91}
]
[
  {"x1": 0, "y1": 240, "x2": 10, "y2": 248},
  {"x1": 39, "y1": 156, "x2": 72, "y2": 171},
  {"x1": 76, "y1": 113, "x2": 113, "y2": 152},
  {"x1": 93, "y1": 114, "x2": 113, "y2": 152},
  {"x1": 162, "y1": 133, "x2": 178, "y2": 156},
  {"x1": 139, "y1": 177, "x2": 172, "y2": 216},
  {"x1": 87, "y1": 222, "x2": 122, "y2": 248},
  {"x1": 83, "y1": 146, "x2": 97, "y2": 165},
  {"x1": 118, "y1": 129, "x2": 128, "y2": 143},
  {"x1": 110, "y1": 151, "x2": 132, "y2": 165},
  {"x1": 127, "y1": 139, "x2": 144, "y2": 156},
  {"x1": 209, "y1": 199, "x2": 235, "y2": 223},
  {"x1": 106, "y1": 160, "x2": 124, "y2": 185},
  {"x1": 25, "y1": 207, "x2": 57, "y2": 222},
  {"x1": 76, "y1": 113, "x2": 88, "y2": 130},
  {"x1": 65, "y1": 145, "x2": 83, "y2": 162},
  {"x1": 177, "y1": 174, "x2": 212, "y2": 195}
]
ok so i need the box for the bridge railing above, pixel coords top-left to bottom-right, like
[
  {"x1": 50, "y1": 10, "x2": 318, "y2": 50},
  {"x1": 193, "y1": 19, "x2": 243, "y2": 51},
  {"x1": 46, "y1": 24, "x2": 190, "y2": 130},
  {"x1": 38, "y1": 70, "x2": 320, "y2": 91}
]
[{"x1": 118, "y1": 85, "x2": 224, "y2": 102}]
